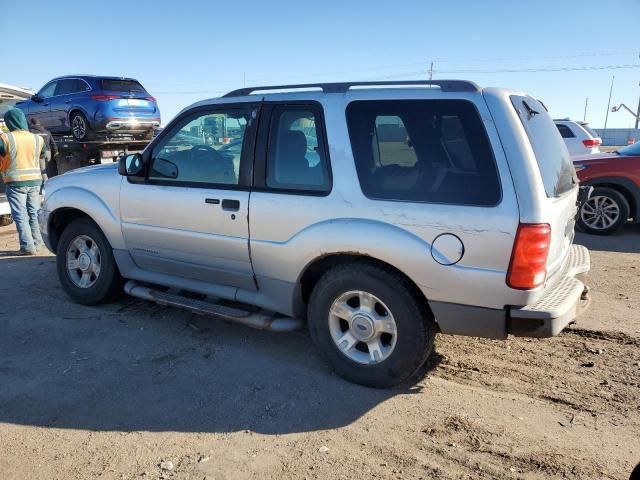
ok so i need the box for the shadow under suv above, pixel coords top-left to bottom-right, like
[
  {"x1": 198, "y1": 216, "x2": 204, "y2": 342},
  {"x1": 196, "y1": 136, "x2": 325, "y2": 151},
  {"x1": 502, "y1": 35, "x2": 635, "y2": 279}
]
[{"x1": 17, "y1": 75, "x2": 160, "y2": 140}]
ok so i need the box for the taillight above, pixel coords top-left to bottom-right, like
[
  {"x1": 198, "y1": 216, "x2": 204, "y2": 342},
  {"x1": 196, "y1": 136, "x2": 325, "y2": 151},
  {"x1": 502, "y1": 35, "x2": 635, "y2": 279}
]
[
  {"x1": 507, "y1": 223, "x2": 551, "y2": 290},
  {"x1": 582, "y1": 139, "x2": 600, "y2": 148},
  {"x1": 91, "y1": 95, "x2": 121, "y2": 101},
  {"x1": 144, "y1": 96, "x2": 156, "y2": 102}
]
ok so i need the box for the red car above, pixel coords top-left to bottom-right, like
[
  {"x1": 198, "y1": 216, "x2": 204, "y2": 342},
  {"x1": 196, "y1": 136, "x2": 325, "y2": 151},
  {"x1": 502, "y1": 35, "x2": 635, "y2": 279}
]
[{"x1": 573, "y1": 141, "x2": 640, "y2": 234}]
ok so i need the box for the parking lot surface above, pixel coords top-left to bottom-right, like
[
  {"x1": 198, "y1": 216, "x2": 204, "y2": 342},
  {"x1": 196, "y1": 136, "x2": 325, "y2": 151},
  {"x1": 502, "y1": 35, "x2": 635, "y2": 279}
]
[{"x1": 0, "y1": 223, "x2": 638, "y2": 479}]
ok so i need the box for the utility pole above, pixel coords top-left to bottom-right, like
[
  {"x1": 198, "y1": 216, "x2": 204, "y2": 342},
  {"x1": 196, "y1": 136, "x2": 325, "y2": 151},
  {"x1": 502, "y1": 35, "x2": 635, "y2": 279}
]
[
  {"x1": 583, "y1": 97, "x2": 589, "y2": 122},
  {"x1": 428, "y1": 61, "x2": 434, "y2": 80},
  {"x1": 604, "y1": 75, "x2": 615, "y2": 129},
  {"x1": 636, "y1": 81, "x2": 640, "y2": 129}
]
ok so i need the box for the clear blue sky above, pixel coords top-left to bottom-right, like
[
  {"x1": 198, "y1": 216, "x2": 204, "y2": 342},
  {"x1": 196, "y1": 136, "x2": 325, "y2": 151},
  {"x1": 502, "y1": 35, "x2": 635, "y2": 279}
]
[{"x1": 3, "y1": 0, "x2": 639, "y2": 127}]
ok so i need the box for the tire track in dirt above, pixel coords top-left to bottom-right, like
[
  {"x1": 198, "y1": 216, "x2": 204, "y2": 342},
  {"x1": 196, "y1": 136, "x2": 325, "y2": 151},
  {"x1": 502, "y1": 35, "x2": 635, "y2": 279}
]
[{"x1": 431, "y1": 327, "x2": 640, "y2": 421}]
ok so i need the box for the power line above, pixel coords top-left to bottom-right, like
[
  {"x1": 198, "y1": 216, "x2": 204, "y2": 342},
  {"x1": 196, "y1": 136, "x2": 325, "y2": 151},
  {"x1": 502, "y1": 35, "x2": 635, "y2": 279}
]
[
  {"x1": 150, "y1": 63, "x2": 640, "y2": 95},
  {"x1": 146, "y1": 50, "x2": 638, "y2": 88}
]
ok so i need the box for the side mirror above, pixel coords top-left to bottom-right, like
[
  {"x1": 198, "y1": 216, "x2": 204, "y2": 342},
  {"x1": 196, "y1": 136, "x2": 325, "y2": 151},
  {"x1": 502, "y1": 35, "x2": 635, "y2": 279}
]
[
  {"x1": 118, "y1": 153, "x2": 144, "y2": 176},
  {"x1": 151, "y1": 157, "x2": 179, "y2": 179},
  {"x1": 31, "y1": 94, "x2": 42, "y2": 103}
]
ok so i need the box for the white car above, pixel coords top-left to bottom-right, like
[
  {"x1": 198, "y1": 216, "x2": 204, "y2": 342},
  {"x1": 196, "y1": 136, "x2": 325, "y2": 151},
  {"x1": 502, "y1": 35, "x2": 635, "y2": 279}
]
[{"x1": 554, "y1": 119, "x2": 601, "y2": 156}]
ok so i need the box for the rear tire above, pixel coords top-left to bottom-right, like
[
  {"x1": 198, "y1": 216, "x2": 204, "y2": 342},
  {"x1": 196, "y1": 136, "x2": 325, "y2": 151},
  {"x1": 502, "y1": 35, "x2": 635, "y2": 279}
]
[
  {"x1": 0, "y1": 215, "x2": 13, "y2": 227},
  {"x1": 70, "y1": 112, "x2": 91, "y2": 141},
  {"x1": 577, "y1": 187, "x2": 629, "y2": 235},
  {"x1": 308, "y1": 262, "x2": 436, "y2": 388},
  {"x1": 56, "y1": 218, "x2": 123, "y2": 305}
]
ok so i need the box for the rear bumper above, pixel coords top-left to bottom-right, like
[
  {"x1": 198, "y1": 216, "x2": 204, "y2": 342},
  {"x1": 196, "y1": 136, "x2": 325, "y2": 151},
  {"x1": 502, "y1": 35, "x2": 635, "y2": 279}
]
[
  {"x1": 431, "y1": 244, "x2": 591, "y2": 339},
  {"x1": 90, "y1": 117, "x2": 160, "y2": 132},
  {"x1": 508, "y1": 244, "x2": 591, "y2": 337}
]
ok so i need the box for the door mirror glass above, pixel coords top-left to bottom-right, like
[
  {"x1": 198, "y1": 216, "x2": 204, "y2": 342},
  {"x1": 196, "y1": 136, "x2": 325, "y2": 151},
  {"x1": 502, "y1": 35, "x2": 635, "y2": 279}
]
[
  {"x1": 31, "y1": 94, "x2": 42, "y2": 103},
  {"x1": 118, "y1": 153, "x2": 144, "y2": 176},
  {"x1": 151, "y1": 157, "x2": 179, "y2": 179}
]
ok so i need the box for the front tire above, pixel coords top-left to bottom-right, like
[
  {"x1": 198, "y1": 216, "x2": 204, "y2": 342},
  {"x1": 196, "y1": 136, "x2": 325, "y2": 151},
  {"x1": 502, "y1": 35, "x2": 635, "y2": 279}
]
[
  {"x1": 70, "y1": 112, "x2": 91, "y2": 141},
  {"x1": 577, "y1": 187, "x2": 630, "y2": 235},
  {"x1": 308, "y1": 262, "x2": 436, "y2": 388},
  {"x1": 56, "y1": 218, "x2": 122, "y2": 305}
]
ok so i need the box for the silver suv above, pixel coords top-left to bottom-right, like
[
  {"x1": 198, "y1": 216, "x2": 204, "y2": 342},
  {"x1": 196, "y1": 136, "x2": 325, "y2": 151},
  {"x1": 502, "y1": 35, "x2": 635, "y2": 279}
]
[{"x1": 39, "y1": 81, "x2": 591, "y2": 387}]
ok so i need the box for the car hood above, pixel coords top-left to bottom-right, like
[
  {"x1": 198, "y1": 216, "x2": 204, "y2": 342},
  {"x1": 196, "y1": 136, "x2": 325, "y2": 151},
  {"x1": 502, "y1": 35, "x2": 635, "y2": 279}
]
[
  {"x1": 572, "y1": 152, "x2": 618, "y2": 163},
  {"x1": 44, "y1": 162, "x2": 121, "y2": 198}
]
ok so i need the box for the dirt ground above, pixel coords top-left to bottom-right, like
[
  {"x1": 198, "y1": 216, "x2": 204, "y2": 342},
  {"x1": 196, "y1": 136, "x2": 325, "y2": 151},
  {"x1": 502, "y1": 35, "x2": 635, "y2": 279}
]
[{"x1": 0, "y1": 222, "x2": 638, "y2": 480}]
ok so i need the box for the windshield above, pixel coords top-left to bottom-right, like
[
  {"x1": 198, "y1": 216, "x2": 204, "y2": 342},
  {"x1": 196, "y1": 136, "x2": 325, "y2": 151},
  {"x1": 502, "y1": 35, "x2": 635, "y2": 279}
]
[
  {"x1": 511, "y1": 96, "x2": 577, "y2": 197},
  {"x1": 617, "y1": 141, "x2": 640, "y2": 157}
]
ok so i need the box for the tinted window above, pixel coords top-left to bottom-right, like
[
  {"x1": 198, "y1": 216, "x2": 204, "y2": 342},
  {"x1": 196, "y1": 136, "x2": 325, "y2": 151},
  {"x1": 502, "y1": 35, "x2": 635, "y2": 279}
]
[
  {"x1": 101, "y1": 79, "x2": 145, "y2": 92},
  {"x1": 151, "y1": 109, "x2": 249, "y2": 185},
  {"x1": 346, "y1": 100, "x2": 501, "y2": 205},
  {"x1": 266, "y1": 106, "x2": 330, "y2": 191},
  {"x1": 54, "y1": 79, "x2": 75, "y2": 96},
  {"x1": 38, "y1": 81, "x2": 57, "y2": 98},
  {"x1": 556, "y1": 124, "x2": 575, "y2": 138},
  {"x1": 70, "y1": 79, "x2": 90, "y2": 93},
  {"x1": 511, "y1": 96, "x2": 576, "y2": 197}
]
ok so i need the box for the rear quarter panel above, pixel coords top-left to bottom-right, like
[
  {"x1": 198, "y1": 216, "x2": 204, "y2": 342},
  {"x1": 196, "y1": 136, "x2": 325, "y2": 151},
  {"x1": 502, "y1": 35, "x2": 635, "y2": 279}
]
[{"x1": 249, "y1": 89, "x2": 526, "y2": 310}]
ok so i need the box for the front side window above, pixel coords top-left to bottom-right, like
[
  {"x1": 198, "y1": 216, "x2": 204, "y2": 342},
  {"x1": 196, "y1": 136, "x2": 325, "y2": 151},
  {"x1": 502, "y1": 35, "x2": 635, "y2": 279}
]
[
  {"x1": 346, "y1": 100, "x2": 501, "y2": 205},
  {"x1": 266, "y1": 106, "x2": 330, "y2": 191},
  {"x1": 150, "y1": 109, "x2": 249, "y2": 185},
  {"x1": 38, "y1": 81, "x2": 57, "y2": 98}
]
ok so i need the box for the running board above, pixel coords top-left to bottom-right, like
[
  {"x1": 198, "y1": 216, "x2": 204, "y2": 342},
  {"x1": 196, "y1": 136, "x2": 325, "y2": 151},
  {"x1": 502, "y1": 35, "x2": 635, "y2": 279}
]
[{"x1": 124, "y1": 281, "x2": 302, "y2": 332}]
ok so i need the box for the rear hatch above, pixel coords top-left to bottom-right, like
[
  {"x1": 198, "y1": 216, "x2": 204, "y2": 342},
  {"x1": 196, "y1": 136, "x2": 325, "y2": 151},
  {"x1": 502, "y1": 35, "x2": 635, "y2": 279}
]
[
  {"x1": 99, "y1": 78, "x2": 157, "y2": 115},
  {"x1": 510, "y1": 95, "x2": 579, "y2": 281}
]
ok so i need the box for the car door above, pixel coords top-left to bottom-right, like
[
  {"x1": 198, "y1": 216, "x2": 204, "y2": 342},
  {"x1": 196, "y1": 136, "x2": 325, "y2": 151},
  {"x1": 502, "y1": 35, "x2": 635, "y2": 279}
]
[
  {"x1": 49, "y1": 79, "x2": 87, "y2": 132},
  {"x1": 119, "y1": 103, "x2": 259, "y2": 290},
  {"x1": 30, "y1": 80, "x2": 57, "y2": 127}
]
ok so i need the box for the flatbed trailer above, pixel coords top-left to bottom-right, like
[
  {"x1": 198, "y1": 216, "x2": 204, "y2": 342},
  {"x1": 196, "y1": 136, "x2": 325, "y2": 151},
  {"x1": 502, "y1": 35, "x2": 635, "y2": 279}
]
[{"x1": 52, "y1": 134, "x2": 150, "y2": 176}]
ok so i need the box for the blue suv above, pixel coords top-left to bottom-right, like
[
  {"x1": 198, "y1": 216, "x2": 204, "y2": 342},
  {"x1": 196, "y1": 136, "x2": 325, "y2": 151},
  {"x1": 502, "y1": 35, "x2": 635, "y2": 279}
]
[{"x1": 17, "y1": 75, "x2": 160, "y2": 140}]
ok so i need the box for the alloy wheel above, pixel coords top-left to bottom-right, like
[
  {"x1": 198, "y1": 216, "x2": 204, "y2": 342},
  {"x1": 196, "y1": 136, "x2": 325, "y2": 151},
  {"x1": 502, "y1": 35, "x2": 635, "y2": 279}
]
[
  {"x1": 72, "y1": 115, "x2": 87, "y2": 139},
  {"x1": 66, "y1": 235, "x2": 101, "y2": 288},
  {"x1": 328, "y1": 290, "x2": 398, "y2": 365},
  {"x1": 581, "y1": 195, "x2": 620, "y2": 230}
]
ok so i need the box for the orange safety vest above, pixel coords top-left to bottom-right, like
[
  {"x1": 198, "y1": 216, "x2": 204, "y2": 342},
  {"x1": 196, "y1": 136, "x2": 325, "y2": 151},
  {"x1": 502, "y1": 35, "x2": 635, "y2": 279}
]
[{"x1": 0, "y1": 130, "x2": 44, "y2": 184}]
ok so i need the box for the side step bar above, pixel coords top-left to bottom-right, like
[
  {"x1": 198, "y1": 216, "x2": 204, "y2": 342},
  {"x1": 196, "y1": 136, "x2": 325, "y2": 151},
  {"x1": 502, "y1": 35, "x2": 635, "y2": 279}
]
[{"x1": 124, "y1": 281, "x2": 302, "y2": 332}]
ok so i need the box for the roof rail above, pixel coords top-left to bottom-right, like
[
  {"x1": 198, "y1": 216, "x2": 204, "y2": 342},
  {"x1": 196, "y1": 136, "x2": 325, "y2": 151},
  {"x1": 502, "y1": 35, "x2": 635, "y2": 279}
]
[{"x1": 222, "y1": 80, "x2": 480, "y2": 98}]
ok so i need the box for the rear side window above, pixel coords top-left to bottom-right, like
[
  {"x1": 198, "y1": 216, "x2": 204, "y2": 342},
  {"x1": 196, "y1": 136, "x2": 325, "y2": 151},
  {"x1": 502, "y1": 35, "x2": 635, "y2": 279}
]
[
  {"x1": 556, "y1": 124, "x2": 575, "y2": 138},
  {"x1": 511, "y1": 96, "x2": 576, "y2": 197},
  {"x1": 101, "y1": 79, "x2": 145, "y2": 92},
  {"x1": 346, "y1": 100, "x2": 501, "y2": 206},
  {"x1": 266, "y1": 106, "x2": 330, "y2": 192}
]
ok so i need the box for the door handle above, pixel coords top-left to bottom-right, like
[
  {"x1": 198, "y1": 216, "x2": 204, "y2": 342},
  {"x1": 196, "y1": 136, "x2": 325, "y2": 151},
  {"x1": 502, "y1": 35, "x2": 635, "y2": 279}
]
[
  {"x1": 221, "y1": 199, "x2": 240, "y2": 211},
  {"x1": 204, "y1": 198, "x2": 220, "y2": 205},
  {"x1": 65, "y1": 100, "x2": 71, "y2": 104}
]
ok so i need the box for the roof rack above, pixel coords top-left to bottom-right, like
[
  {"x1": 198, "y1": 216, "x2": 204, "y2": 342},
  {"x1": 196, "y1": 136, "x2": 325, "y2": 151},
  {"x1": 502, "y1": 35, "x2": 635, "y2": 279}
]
[{"x1": 222, "y1": 80, "x2": 480, "y2": 98}]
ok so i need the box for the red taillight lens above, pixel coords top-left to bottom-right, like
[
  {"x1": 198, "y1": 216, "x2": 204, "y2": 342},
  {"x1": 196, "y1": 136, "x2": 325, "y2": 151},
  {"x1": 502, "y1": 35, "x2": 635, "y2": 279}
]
[
  {"x1": 507, "y1": 223, "x2": 551, "y2": 290},
  {"x1": 144, "y1": 96, "x2": 156, "y2": 102},
  {"x1": 91, "y1": 95, "x2": 121, "y2": 101},
  {"x1": 582, "y1": 139, "x2": 599, "y2": 147}
]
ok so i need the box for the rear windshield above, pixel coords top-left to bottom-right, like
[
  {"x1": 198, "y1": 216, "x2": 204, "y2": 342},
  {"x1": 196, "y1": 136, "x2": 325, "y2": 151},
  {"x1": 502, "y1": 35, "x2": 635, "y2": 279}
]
[
  {"x1": 579, "y1": 122, "x2": 599, "y2": 138},
  {"x1": 346, "y1": 100, "x2": 501, "y2": 206},
  {"x1": 101, "y1": 79, "x2": 145, "y2": 92},
  {"x1": 511, "y1": 96, "x2": 577, "y2": 197}
]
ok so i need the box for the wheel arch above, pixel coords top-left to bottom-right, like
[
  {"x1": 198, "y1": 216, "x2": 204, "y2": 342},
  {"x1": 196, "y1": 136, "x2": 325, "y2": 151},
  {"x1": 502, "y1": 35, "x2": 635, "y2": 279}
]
[
  {"x1": 67, "y1": 107, "x2": 90, "y2": 129},
  {"x1": 45, "y1": 187, "x2": 125, "y2": 253},
  {"x1": 298, "y1": 253, "x2": 434, "y2": 318}
]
